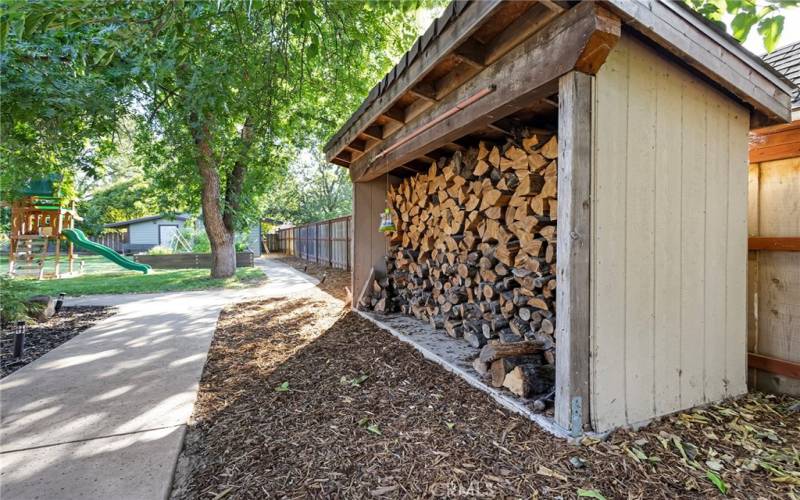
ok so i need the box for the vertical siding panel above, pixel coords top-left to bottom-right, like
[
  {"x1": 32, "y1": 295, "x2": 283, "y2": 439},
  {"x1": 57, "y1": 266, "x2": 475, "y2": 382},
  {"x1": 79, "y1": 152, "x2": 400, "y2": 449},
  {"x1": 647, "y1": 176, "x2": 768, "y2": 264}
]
[
  {"x1": 726, "y1": 108, "x2": 749, "y2": 396},
  {"x1": 680, "y1": 76, "x2": 707, "y2": 408},
  {"x1": 704, "y1": 90, "x2": 729, "y2": 402},
  {"x1": 653, "y1": 50, "x2": 683, "y2": 416},
  {"x1": 591, "y1": 41, "x2": 629, "y2": 431},
  {"x1": 624, "y1": 42, "x2": 656, "y2": 424}
]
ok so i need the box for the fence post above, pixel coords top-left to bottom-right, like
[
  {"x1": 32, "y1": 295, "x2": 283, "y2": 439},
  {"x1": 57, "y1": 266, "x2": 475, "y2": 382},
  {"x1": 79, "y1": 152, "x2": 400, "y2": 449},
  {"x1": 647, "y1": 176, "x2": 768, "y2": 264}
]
[{"x1": 329, "y1": 220, "x2": 333, "y2": 268}]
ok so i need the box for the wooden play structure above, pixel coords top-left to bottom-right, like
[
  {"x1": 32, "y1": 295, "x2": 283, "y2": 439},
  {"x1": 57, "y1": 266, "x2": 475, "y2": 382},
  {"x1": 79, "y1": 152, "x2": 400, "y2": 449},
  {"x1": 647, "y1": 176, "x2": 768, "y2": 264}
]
[{"x1": 7, "y1": 193, "x2": 81, "y2": 279}]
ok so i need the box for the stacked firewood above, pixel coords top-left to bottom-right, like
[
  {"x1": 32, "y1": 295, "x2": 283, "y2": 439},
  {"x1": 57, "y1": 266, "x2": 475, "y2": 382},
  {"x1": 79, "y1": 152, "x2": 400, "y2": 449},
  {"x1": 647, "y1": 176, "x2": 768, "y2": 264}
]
[{"x1": 361, "y1": 130, "x2": 558, "y2": 400}]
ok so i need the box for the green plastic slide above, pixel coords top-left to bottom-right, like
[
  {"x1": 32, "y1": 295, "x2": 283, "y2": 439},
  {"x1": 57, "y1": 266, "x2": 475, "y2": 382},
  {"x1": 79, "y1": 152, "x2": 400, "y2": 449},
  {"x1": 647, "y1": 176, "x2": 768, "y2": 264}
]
[{"x1": 62, "y1": 228, "x2": 152, "y2": 274}]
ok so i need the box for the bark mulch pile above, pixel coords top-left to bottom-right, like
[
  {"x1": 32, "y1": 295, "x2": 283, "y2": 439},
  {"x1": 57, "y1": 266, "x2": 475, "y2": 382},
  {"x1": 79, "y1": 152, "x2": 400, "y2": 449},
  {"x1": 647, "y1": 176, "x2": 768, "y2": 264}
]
[
  {"x1": 1, "y1": 306, "x2": 117, "y2": 378},
  {"x1": 269, "y1": 254, "x2": 351, "y2": 303},
  {"x1": 173, "y1": 290, "x2": 799, "y2": 499}
]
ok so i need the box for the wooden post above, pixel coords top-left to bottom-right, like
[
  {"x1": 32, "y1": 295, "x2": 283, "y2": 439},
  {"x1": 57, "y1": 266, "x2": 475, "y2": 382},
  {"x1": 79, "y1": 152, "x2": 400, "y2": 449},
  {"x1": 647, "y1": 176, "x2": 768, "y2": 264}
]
[
  {"x1": 54, "y1": 211, "x2": 63, "y2": 278},
  {"x1": 68, "y1": 209, "x2": 74, "y2": 274},
  {"x1": 555, "y1": 71, "x2": 592, "y2": 434}
]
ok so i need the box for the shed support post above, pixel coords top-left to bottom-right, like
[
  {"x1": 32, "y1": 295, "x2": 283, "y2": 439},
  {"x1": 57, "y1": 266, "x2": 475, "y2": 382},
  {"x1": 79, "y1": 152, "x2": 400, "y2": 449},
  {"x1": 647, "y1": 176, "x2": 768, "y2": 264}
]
[{"x1": 555, "y1": 71, "x2": 592, "y2": 434}]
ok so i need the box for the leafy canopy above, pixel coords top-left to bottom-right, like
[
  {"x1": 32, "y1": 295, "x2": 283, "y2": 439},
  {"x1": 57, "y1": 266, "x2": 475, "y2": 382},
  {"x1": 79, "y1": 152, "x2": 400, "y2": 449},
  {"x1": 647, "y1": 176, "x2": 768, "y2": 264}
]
[
  {"x1": 2, "y1": 0, "x2": 429, "y2": 231},
  {"x1": 686, "y1": 0, "x2": 796, "y2": 52}
]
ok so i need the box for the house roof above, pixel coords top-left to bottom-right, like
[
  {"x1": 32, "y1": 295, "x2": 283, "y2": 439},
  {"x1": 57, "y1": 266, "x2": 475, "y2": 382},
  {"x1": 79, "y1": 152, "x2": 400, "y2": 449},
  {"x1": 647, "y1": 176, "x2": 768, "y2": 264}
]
[
  {"x1": 763, "y1": 41, "x2": 800, "y2": 109},
  {"x1": 324, "y1": 0, "x2": 793, "y2": 174},
  {"x1": 104, "y1": 214, "x2": 190, "y2": 228}
]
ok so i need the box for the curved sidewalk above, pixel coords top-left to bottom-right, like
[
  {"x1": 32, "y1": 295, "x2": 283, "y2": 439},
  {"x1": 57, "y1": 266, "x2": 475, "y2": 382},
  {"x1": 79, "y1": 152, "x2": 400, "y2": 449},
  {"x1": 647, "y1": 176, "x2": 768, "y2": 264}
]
[{"x1": 0, "y1": 258, "x2": 317, "y2": 500}]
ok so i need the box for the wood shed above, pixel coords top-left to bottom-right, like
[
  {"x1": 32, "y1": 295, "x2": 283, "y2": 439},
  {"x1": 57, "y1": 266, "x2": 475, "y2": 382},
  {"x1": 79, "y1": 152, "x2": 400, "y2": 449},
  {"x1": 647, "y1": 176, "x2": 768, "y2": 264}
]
[
  {"x1": 323, "y1": 0, "x2": 793, "y2": 434},
  {"x1": 747, "y1": 42, "x2": 800, "y2": 396}
]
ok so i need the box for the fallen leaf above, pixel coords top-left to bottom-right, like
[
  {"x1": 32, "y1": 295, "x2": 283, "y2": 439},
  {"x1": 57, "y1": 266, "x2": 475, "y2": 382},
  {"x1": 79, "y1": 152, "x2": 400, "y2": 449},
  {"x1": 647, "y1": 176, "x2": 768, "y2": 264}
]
[
  {"x1": 577, "y1": 489, "x2": 606, "y2": 500},
  {"x1": 537, "y1": 465, "x2": 567, "y2": 481},
  {"x1": 706, "y1": 459, "x2": 724, "y2": 471},
  {"x1": 367, "y1": 424, "x2": 382, "y2": 435},
  {"x1": 706, "y1": 470, "x2": 729, "y2": 494},
  {"x1": 274, "y1": 381, "x2": 290, "y2": 392}
]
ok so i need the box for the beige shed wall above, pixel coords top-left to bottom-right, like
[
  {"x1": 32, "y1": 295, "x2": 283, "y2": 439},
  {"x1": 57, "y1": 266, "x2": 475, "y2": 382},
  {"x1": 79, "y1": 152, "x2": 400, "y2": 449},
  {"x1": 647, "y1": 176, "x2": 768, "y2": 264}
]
[
  {"x1": 590, "y1": 35, "x2": 749, "y2": 432},
  {"x1": 352, "y1": 176, "x2": 393, "y2": 302}
]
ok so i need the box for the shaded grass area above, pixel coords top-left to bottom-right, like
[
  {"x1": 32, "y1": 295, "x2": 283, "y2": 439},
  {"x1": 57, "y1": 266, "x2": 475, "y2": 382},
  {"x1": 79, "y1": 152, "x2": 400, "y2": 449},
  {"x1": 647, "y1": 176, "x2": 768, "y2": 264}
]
[
  {"x1": 1, "y1": 254, "x2": 128, "y2": 275},
  {"x1": 20, "y1": 267, "x2": 266, "y2": 297},
  {"x1": 173, "y1": 293, "x2": 800, "y2": 499}
]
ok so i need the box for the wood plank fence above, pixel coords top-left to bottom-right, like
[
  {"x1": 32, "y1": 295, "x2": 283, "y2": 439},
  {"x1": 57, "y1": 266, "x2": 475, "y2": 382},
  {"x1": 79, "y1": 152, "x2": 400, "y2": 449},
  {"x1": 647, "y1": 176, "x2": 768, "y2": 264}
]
[
  {"x1": 87, "y1": 233, "x2": 124, "y2": 253},
  {"x1": 265, "y1": 215, "x2": 351, "y2": 270}
]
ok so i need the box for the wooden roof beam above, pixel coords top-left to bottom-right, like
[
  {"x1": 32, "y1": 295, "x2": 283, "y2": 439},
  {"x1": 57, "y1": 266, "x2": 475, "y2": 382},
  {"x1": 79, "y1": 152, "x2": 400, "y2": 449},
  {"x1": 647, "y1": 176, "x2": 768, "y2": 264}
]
[
  {"x1": 350, "y1": 2, "x2": 620, "y2": 182},
  {"x1": 324, "y1": 1, "x2": 507, "y2": 162},
  {"x1": 381, "y1": 107, "x2": 405, "y2": 124},
  {"x1": 483, "y1": 2, "x2": 562, "y2": 66},
  {"x1": 362, "y1": 125, "x2": 384, "y2": 140},
  {"x1": 347, "y1": 138, "x2": 367, "y2": 152},
  {"x1": 454, "y1": 38, "x2": 487, "y2": 69}
]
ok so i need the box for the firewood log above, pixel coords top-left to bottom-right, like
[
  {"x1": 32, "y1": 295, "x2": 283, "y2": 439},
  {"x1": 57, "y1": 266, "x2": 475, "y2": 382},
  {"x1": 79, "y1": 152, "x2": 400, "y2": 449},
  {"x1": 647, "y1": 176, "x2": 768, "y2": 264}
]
[
  {"x1": 479, "y1": 340, "x2": 545, "y2": 363},
  {"x1": 503, "y1": 364, "x2": 555, "y2": 397}
]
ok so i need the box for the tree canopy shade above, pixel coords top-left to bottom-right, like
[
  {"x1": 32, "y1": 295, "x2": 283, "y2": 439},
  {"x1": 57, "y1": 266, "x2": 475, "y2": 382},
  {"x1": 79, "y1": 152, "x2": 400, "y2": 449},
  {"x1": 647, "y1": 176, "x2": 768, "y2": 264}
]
[{"x1": 2, "y1": 0, "x2": 431, "y2": 276}]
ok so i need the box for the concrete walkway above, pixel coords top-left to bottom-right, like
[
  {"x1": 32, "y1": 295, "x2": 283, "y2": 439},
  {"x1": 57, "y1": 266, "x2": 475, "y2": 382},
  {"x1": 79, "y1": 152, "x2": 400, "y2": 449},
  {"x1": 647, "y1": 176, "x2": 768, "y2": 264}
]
[{"x1": 0, "y1": 258, "x2": 317, "y2": 500}]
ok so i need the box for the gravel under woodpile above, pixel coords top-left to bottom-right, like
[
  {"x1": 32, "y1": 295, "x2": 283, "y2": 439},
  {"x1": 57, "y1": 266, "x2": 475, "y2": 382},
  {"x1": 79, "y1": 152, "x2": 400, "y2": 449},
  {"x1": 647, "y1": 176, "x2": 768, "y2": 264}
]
[
  {"x1": 0, "y1": 306, "x2": 117, "y2": 378},
  {"x1": 172, "y1": 288, "x2": 799, "y2": 499}
]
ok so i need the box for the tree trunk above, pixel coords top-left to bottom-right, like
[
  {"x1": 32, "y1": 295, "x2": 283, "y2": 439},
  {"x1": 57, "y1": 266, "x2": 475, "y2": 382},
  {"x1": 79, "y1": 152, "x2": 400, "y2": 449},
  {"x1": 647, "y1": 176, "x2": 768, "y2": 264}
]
[{"x1": 189, "y1": 111, "x2": 238, "y2": 278}]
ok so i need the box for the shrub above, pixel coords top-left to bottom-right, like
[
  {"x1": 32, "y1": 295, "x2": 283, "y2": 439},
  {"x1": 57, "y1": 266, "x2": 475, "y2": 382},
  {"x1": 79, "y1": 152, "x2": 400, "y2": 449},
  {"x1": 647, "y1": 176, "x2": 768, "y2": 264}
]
[
  {"x1": 0, "y1": 275, "x2": 32, "y2": 325},
  {"x1": 147, "y1": 245, "x2": 174, "y2": 255}
]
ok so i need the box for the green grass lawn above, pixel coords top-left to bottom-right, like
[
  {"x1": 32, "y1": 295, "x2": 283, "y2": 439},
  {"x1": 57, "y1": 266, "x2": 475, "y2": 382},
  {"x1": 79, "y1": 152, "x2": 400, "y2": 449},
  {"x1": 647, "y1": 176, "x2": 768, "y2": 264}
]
[{"x1": 2, "y1": 254, "x2": 267, "y2": 297}]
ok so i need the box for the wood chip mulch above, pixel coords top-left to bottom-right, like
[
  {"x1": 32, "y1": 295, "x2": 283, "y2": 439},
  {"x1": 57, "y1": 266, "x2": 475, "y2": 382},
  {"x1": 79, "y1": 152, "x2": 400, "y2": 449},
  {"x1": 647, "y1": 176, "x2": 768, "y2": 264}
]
[
  {"x1": 0, "y1": 306, "x2": 117, "y2": 378},
  {"x1": 172, "y1": 287, "x2": 799, "y2": 499}
]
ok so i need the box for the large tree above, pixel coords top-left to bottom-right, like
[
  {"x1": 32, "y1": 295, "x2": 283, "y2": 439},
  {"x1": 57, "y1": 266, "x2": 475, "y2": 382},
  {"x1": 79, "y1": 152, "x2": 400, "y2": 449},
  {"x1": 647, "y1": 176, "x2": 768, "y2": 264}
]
[{"x1": 3, "y1": 0, "x2": 426, "y2": 276}]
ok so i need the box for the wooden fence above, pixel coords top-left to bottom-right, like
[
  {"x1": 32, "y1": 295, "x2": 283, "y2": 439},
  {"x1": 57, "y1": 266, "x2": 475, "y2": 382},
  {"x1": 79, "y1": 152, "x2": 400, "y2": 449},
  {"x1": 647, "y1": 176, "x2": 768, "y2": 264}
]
[
  {"x1": 266, "y1": 215, "x2": 351, "y2": 270},
  {"x1": 134, "y1": 252, "x2": 254, "y2": 269},
  {"x1": 87, "y1": 233, "x2": 124, "y2": 253}
]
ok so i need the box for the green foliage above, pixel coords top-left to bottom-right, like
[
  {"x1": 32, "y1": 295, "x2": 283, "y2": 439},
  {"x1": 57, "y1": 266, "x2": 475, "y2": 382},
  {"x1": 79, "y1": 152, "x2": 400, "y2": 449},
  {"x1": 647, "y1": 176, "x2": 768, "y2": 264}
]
[
  {"x1": 2, "y1": 0, "x2": 450, "y2": 272},
  {"x1": 262, "y1": 147, "x2": 352, "y2": 224},
  {"x1": 685, "y1": 0, "x2": 796, "y2": 52},
  {"x1": 79, "y1": 177, "x2": 165, "y2": 235},
  {"x1": 0, "y1": 275, "x2": 32, "y2": 324},
  {"x1": 0, "y1": 0, "x2": 135, "y2": 199},
  {"x1": 146, "y1": 245, "x2": 173, "y2": 256}
]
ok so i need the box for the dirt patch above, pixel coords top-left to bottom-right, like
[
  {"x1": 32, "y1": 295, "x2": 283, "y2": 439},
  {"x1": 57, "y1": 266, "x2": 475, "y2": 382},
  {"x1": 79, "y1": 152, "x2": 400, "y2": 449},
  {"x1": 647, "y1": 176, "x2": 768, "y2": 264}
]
[
  {"x1": 267, "y1": 254, "x2": 351, "y2": 303},
  {"x1": 0, "y1": 306, "x2": 117, "y2": 378},
  {"x1": 173, "y1": 295, "x2": 799, "y2": 499}
]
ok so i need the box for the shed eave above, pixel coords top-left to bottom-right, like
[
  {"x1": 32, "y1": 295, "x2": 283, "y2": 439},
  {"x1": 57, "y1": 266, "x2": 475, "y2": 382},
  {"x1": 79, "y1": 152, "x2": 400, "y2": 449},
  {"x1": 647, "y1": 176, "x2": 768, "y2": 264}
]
[{"x1": 324, "y1": 0, "x2": 793, "y2": 167}]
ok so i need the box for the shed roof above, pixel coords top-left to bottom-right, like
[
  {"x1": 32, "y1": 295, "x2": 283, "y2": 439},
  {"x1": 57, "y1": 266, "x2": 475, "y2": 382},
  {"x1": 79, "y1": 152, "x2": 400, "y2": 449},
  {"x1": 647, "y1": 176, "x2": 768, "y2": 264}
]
[
  {"x1": 763, "y1": 41, "x2": 800, "y2": 109},
  {"x1": 324, "y1": 0, "x2": 793, "y2": 178},
  {"x1": 104, "y1": 214, "x2": 190, "y2": 228}
]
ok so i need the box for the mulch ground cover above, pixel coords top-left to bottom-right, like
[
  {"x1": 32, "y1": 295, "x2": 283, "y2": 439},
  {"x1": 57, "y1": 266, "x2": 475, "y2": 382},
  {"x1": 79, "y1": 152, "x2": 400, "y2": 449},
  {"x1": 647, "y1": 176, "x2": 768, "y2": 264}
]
[
  {"x1": 0, "y1": 306, "x2": 117, "y2": 378},
  {"x1": 269, "y1": 254, "x2": 351, "y2": 303},
  {"x1": 173, "y1": 288, "x2": 799, "y2": 499}
]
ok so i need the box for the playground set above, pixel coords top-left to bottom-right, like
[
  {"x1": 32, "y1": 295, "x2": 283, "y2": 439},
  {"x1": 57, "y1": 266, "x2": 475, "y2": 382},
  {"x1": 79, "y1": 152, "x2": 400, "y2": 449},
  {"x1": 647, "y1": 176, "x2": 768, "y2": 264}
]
[{"x1": 6, "y1": 177, "x2": 151, "y2": 279}]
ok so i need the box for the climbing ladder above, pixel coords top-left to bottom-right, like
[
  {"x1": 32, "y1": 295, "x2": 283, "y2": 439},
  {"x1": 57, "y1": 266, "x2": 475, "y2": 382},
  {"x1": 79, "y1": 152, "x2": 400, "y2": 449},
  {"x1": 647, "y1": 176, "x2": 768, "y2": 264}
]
[{"x1": 11, "y1": 236, "x2": 52, "y2": 279}]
